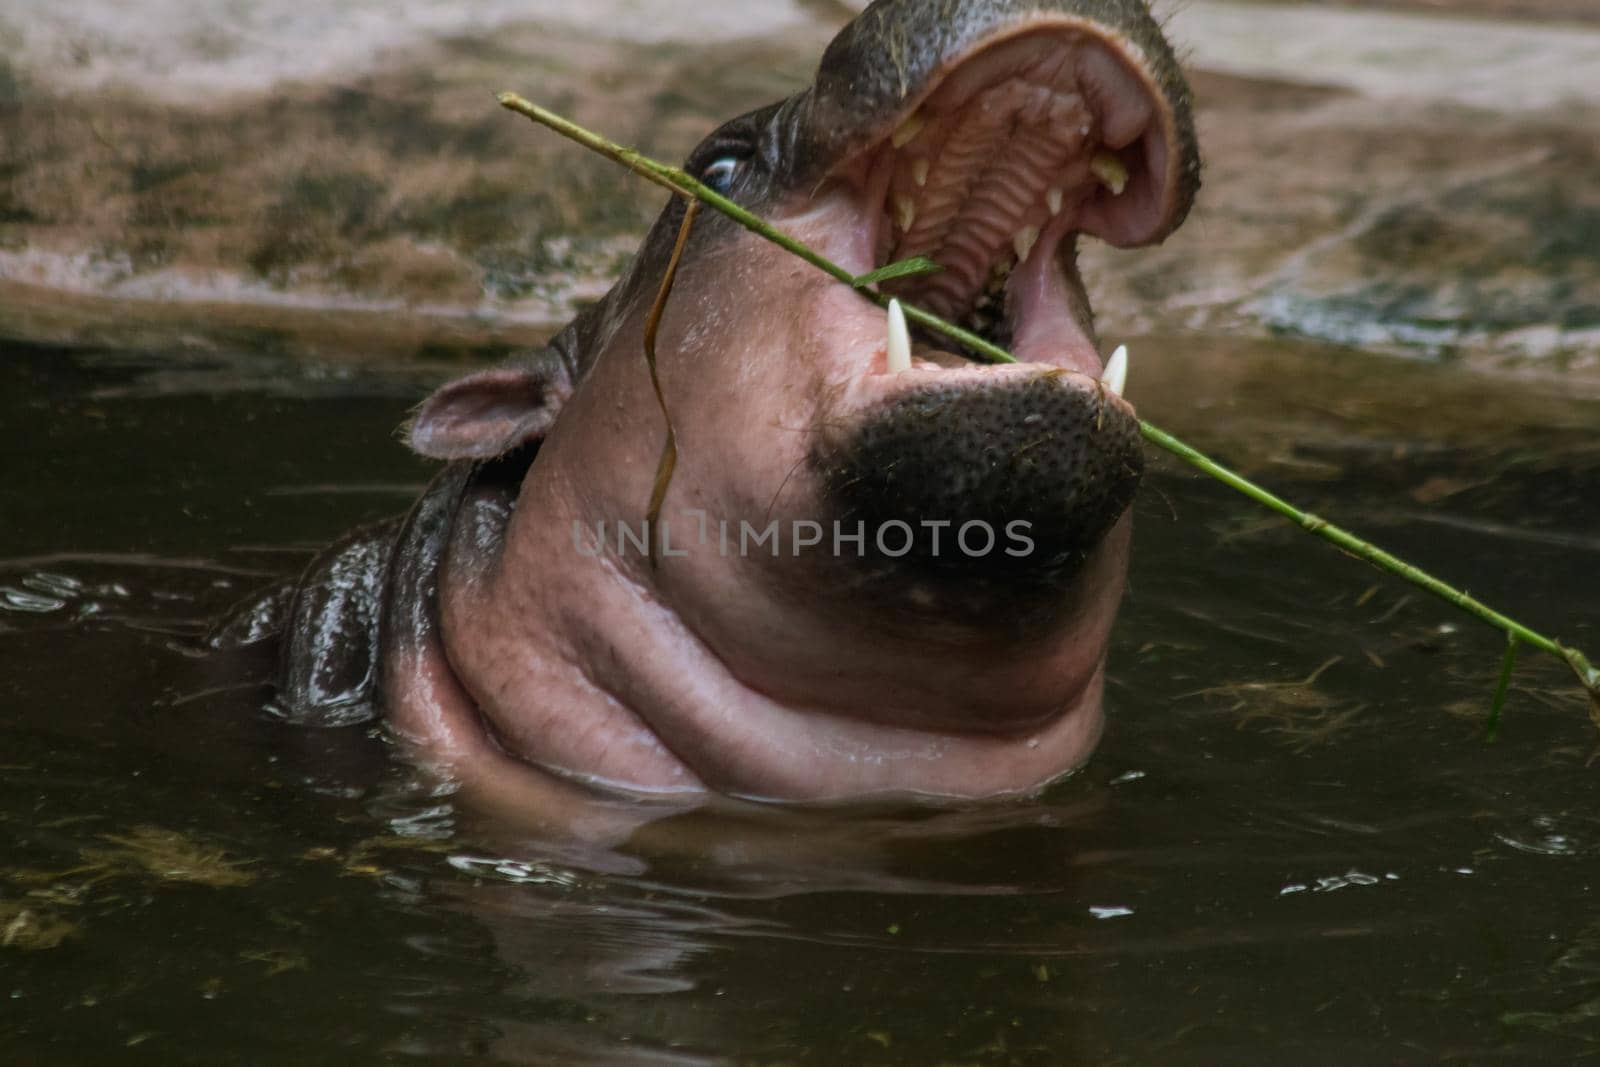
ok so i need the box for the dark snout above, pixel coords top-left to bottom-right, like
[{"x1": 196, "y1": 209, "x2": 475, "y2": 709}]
[{"x1": 810, "y1": 374, "x2": 1143, "y2": 607}]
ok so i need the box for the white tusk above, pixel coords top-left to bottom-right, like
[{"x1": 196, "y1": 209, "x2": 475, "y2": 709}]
[
  {"x1": 887, "y1": 299, "x2": 912, "y2": 375},
  {"x1": 1103, "y1": 344, "x2": 1128, "y2": 397}
]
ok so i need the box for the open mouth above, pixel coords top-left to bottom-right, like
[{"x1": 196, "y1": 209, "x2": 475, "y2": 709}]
[
  {"x1": 795, "y1": 22, "x2": 1192, "y2": 599},
  {"x1": 834, "y1": 25, "x2": 1186, "y2": 381}
]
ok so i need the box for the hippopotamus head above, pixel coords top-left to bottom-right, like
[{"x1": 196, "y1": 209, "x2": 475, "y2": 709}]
[{"x1": 398, "y1": 0, "x2": 1200, "y2": 804}]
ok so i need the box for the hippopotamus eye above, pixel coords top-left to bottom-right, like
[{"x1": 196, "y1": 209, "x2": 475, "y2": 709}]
[{"x1": 701, "y1": 156, "x2": 743, "y2": 194}]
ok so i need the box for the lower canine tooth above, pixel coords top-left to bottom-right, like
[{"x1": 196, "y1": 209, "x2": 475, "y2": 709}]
[
  {"x1": 1013, "y1": 226, "x2": 1039, "y2": 263},
  {"x1": 886, "y1": 299, "x2": 912, "y2": 375},
  {"x1": 1103, "y1": 344, "x2": 1129, "y2": 397},
  {"x1": 1047, "y1": 186, "x2": 1064, "y2": 215},
  {"x1": 911, "y1": 158, "x2": 929, "y2": 187},
  {"x1": 1091, "y1": 152, "x2": 1129, "y2": 196}
]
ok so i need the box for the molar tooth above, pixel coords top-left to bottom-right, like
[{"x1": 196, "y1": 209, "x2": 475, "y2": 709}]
[
  {"x1": 1091, "y1": 152, "x2": 1129, "y2": 196},
  {"x1": 911, "y1": 158, "x2": 929, "y2": 188},
  {"x1": 989, "y1": 260, "x2": 1012, "y2": 288},
  {"x1": 1103, "y1": 344, "x2": 1128, "y2": 398},
  {"x1": 1013, "y1": 225, "x2": 1040, "y2": 263},
  {"x1": 1047, "y1": 186, "x2": 1064, "y2": 216},
  {"x1": 894, "y1": 194, "x2": 917, "y2": 232},
  {"x1": 886, "y1": 299, "x2": 912, "y2": 375},
  {"x1": 891, "y1": 112, "x2": 926, "y2": 149}
]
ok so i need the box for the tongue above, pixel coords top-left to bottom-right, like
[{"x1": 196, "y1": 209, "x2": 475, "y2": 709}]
[{"x1": 1006, "y1": 215, "x2": 1102, "y2": 376}]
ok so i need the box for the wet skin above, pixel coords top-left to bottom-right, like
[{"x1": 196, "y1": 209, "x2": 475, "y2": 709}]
[{"x1": 220, "y1": 0, "x2": 1200, "y2": 811}]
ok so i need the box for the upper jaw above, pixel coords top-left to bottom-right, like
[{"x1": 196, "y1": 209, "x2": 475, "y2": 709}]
[{"x1": 790, "y1": 19, "x2": 1189, "y2": 382}]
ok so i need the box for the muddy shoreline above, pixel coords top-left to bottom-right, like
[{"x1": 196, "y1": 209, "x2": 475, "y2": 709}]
[
  {"x1": 1, "y1": 1, "x2": 1596, "y2": 378},
  {"x1": 1233, "y1": 0, "x2": 1600, "y2": 24}
]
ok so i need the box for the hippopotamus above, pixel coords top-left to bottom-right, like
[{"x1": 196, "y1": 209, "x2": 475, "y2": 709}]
[{"x1": 217, "y1": 0, "x2": 1199, "y2": 811}]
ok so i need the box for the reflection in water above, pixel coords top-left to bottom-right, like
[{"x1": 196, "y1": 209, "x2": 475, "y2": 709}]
[{"x1": 2, "y1": 340, "x2": 1599, "y2": 1063}]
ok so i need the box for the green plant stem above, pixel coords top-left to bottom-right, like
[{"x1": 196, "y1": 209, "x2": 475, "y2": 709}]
[
  {"x1": 497, "y1": 93, "x2": 1016, "y2": 363},
  {"x1": 1138, "y1": 426, "x2": 1586, "y2": 667},
  {"x1": 642, "y1": 198, "x2": 700, "y2": 571},
  {"x1": 498, "y1": 91, "x2": 1600, "y2": 710},
  {"x1": 1486, "y1": 634, "x2": 1519, "y2": 742}
]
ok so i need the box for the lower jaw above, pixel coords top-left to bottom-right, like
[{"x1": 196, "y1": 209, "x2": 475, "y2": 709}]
[
  {"x1": 487, "y1": 639, "x2": 1114, "y2": 802},
  {"x1": 647, "y1": 521, "x2": 1132, "y2": 801},
  {"x1": 479, "y1": 619, "x2": 1114, "y2": 803},
  {"x1": 474, "y1": 559, "x2": 1124, "y2": 803},
  {"x1": 787, "y1": 193, "x2": 1104, "y2": 379},
  {"x1": 809, "y1": 385, "x2": 1143, "y2": 611},
  {"x1": 927, "y1": 214, "x2": 1105, "y2": 376},
  {"x1": 699, "y1": 665, "x2": 1110, "y2": 805},
  {"x1": 895, "y1": 230, "x2": 1103, "y2": 376},
  {"x1": 464, "y1": 561, "x2": 1124, "y2": 804}
]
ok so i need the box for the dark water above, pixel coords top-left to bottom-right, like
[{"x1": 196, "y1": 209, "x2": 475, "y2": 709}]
[{"x1": 2, "y1": 339, "x2": 1598, "y2": 1065}]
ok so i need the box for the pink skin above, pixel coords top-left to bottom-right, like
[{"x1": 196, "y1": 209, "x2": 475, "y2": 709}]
[
  {"x1": 393, "y1": 233, "x2": 1130, "y2": 805},
  {"x1": 385, "y1": 20, "x2": 1185, "y2": 812}
]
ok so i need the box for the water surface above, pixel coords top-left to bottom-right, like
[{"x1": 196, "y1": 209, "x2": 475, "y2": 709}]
[{"x1": 2, "y1": 337, "x2": 1596, "y2": 1064}]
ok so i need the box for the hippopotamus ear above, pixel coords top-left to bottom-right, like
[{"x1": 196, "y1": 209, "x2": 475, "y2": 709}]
[{"x1": 407, "y1": 358, "x2": 574, "y2": 460}]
